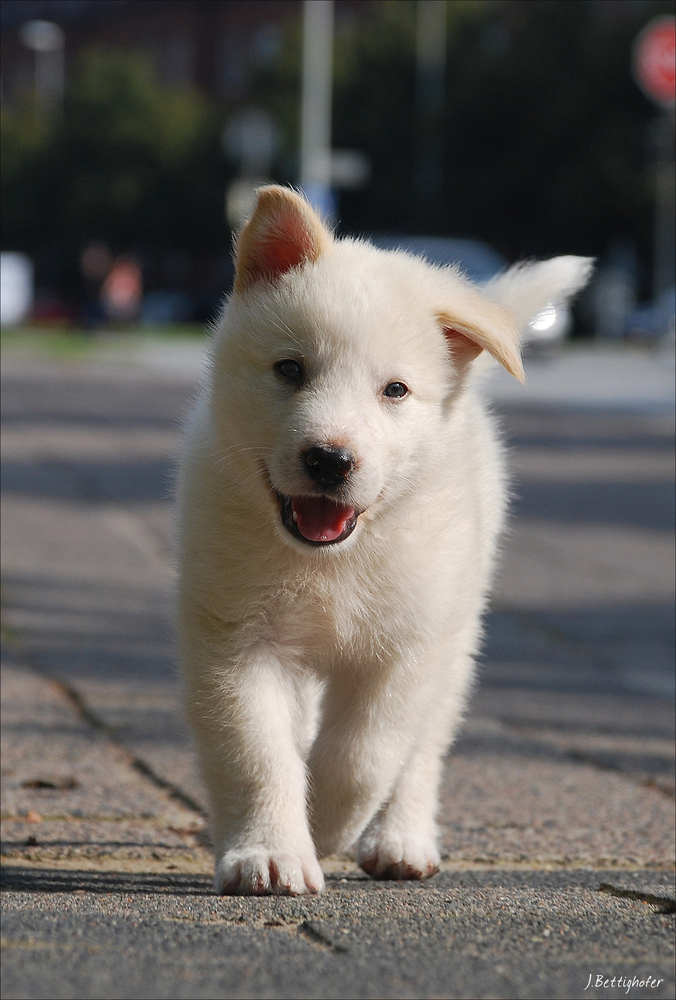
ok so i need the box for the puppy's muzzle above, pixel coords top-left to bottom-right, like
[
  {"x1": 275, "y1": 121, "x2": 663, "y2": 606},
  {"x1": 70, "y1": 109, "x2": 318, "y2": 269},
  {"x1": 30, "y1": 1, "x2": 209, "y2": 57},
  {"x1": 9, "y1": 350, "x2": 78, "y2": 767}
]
[
  {"x1": 272, "y1": 444, "x2": 360, "y2": 546},
  {"x1": 303, "y1": 445, "x2": 355, "y2": 490}
]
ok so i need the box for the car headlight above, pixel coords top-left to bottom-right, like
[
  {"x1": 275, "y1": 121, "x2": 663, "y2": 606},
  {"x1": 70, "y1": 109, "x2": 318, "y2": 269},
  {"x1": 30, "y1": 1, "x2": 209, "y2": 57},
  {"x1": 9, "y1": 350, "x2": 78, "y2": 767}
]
[{"x1": 526, "y1": 303, "x2": 570, "y2": 342}]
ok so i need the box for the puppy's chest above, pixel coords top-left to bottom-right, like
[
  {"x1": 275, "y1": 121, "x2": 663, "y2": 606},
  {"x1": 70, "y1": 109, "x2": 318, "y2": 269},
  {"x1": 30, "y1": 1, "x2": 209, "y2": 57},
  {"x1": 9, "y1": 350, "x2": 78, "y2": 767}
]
[{"x1": 264, "y1": 575, "x2": 422, "y2": 673}]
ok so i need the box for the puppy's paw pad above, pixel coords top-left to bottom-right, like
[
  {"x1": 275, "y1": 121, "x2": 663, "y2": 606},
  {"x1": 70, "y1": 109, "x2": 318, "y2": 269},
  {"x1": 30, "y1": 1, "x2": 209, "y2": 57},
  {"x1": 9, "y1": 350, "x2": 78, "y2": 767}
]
[
  {"x1": 215, "y1": 849, "x2": 324, "y2": 896},
  {"x1": 357, "y1": 832, "x2": 440, "y2": 882},
  {"x1": 360, "y1": 853, "x2": 439, "y2": 880}
]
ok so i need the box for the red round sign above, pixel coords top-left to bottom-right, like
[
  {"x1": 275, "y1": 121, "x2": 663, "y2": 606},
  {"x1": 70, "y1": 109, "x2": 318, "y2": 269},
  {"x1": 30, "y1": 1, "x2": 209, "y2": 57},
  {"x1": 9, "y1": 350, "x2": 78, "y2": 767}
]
[{"x1": 633, "y1": 17, "x2": 676, "y2": 108}]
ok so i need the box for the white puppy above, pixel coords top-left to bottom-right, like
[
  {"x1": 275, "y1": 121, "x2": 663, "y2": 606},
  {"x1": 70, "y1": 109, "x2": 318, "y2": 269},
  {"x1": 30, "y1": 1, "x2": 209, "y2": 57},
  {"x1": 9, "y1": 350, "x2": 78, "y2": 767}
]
[{"x1": 177, "y1": 186, "x2": 592, "y2": 895}]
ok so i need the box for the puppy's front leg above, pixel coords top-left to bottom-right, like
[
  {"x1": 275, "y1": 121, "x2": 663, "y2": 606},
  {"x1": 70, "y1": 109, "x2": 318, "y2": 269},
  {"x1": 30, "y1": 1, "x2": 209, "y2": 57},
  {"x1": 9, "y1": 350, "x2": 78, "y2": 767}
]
[{"x1": 185, "y1": 645, "x2": 323, "y2": 895}]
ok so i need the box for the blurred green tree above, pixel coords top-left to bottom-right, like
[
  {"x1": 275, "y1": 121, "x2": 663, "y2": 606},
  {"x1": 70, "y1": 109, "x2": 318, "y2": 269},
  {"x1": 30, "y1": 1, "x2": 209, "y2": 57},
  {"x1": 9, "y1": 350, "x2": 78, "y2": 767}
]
[
  {"x1": 1, "y1": 101, "x2": 56, "y2": 246},
  {"x1": 1, "y1": 49, "x2": 227, "y2": 255}
]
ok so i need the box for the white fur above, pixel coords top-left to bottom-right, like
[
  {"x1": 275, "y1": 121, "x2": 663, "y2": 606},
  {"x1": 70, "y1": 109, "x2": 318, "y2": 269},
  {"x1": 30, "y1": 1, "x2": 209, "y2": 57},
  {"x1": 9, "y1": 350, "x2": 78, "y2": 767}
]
[
  {"x1": 483, "y1": 255, "x2": 595, "y2": 334},
  {"x1": 177, "y1": 187, "x2": 592, "y2": 895}
]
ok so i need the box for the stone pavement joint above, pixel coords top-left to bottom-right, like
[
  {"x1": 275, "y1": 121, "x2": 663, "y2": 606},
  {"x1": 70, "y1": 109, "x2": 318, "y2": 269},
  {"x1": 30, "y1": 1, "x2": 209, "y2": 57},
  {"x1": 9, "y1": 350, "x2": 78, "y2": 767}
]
[
  {"x1": 597, "y1": 883, "x2": 675, "y2": 914},
  {"x1": 298, "y1": 919, "x2": 351, "y2": 953},
  {"x1": 129, "y1": 757, "x2": 207, "y2": 818},
  {"x1": 2, "y1": 636, "x2": 207, "y2": 820},
  {"x1": 564, "y1": 749, "x2": 674, "y2": 799}
]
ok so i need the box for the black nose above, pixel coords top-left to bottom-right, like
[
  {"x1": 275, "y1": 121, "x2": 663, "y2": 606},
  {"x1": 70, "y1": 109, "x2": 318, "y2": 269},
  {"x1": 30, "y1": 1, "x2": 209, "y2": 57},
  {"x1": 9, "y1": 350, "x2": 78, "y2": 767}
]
[{"x1": 303, "y1": 445, "x2": 355, "y2": 488}]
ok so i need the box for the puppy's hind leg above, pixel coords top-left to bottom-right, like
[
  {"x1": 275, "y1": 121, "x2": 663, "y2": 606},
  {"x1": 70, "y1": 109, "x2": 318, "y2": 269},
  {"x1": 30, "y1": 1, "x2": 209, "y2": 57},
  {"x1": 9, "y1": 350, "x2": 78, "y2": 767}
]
[
  {"x1": 308, "y1": 658, "x2": 439, "y2": 859},
  {"x1": 356, "y1": 738, "x2": 445, "y2": 881},
  {"x1": 357, "y1": 649, "x2": 474, "y2": 881}
]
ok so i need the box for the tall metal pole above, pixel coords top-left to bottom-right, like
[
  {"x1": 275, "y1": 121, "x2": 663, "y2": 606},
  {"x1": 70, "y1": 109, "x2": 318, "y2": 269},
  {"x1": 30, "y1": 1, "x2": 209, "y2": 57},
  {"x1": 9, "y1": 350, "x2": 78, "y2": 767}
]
[
  {"x1": 415, "y1": 0, "x2": 447, "y2": 228},
  {"x1": 653, "y1": 111, "x2": 675, "y2": 300},
  {"x1": 300, "y1": 0, "x2": 334, "y2": 218}
]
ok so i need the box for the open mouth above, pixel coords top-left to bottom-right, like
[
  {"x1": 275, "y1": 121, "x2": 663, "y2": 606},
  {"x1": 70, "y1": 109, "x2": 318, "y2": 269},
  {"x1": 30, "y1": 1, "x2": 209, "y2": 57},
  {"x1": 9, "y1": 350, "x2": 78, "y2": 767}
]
[{"x1": 277, "y1": 493, "x2": 360, "y2": 546}]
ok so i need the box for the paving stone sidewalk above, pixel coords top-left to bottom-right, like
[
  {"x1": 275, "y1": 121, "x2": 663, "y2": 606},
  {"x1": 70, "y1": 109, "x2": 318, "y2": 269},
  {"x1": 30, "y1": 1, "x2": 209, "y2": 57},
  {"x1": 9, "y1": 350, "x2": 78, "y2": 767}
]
[{"x1": 1, "y1": 343, "x2": 674, "y2": 1000}]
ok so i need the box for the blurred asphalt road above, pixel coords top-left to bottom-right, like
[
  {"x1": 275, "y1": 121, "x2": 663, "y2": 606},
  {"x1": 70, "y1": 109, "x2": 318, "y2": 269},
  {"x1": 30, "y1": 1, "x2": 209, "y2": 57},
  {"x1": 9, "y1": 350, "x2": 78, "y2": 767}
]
[{"x1": 1, "y1": 340, "x2": 674, "y2": 1000}]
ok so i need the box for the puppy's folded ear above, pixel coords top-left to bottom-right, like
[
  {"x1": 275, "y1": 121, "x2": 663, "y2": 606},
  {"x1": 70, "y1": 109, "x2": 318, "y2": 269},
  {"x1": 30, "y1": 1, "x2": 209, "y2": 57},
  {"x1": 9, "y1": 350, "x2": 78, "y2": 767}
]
[
  {"x1": 438, "y1": 292, "x2": 524, "y2": 382},
  {"x1": 234, "y1": 186, "x2": 332, "y2": 294},
  {"x1": 439, "y1": 255, "x2": 594, "y2": 383}
]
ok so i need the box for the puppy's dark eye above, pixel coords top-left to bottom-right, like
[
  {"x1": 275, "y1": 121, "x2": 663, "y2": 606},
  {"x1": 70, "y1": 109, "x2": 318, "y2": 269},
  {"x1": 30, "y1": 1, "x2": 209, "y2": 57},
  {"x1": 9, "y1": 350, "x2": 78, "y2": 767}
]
[
  {"x1": 383, "y1": 381, "x2": 409, "y2": 399},
  {"x1": 274, "y1": 359, "x2": 303, "y2": 383}
]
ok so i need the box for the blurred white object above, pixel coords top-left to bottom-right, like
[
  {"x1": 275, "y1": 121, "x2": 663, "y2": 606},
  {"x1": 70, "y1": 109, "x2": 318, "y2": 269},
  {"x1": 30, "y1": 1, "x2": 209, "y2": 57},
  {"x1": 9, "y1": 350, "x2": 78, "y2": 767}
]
[
  {"x1": 19, "y1": 20, "x2": 65, "y2": 106},
  {"x1": 19, "y1": 19, "x2": 64, "y2": 52},
  {"x1": 226, "y1": 177, "x2": 266, "y2": 229},
  {"x1": 525, "y1": 302, "x2": 571, "y2": 343},
  {"x1": 330, "y1": 149, "x2": 371, "y2": 189},
  {"x1": 1, "y1": 253, "x2": 34, "y2": 327}
]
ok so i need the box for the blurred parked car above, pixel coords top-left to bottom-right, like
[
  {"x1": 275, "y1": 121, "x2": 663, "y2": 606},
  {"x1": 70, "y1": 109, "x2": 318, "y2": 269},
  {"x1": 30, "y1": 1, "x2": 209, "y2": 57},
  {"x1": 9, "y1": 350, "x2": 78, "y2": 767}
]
[
  {"x1": 370, "y1": 235, "x2": 572, "y2": 347},
  {"x1": 626, "y1": 287, "x2": 675, "y2": 342},
  {"x1": 140, "y1": 289, "x2": 195, "y2": 324}
]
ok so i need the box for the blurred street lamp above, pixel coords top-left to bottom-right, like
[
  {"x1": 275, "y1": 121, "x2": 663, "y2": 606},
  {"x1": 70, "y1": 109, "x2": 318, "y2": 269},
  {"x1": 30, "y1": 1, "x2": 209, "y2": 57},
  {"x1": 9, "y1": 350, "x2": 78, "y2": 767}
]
[
  {"x1": 222, "y1": 108, "x2": 281, "y2": 228},
  {"x1": 19, "y1": 19, "x2": 65, "y2": 108},
  {"x1": 300, "y1": 0, "x2": 335, "y2": 219}
]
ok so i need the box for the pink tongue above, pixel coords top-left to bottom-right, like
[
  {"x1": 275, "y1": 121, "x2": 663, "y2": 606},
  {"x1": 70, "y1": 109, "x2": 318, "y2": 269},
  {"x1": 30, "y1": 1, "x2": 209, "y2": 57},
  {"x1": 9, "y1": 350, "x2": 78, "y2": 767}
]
[{"x1": 292, "y1": 496, "x2": 355, "y2": 542}]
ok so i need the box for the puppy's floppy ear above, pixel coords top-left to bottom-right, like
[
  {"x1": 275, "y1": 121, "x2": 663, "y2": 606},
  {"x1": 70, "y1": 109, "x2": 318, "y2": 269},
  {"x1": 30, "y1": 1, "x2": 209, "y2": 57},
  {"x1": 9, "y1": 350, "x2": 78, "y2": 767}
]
[
  {"x1": 483, "y1": 256, "x2": 594, "y2": 336},
  {"x1": 437, "y1": 289, "x2": 524, "y2": 382},
  {"x1": 234, "y1": 185, "x2": 332, "y2": 294},
  {"x1": 438, "y1": 255, "x2": 594, "y2": 383}
]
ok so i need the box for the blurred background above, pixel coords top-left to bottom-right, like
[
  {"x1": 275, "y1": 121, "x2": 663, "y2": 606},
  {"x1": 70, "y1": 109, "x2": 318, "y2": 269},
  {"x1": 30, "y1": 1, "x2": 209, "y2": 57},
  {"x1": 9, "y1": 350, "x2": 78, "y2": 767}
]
[
  {"x1": 1, "y1": 0, "x2": 674, "y2": 342},
  {"x1": 1, "y1": 10, "x2": 674, "y2": 989}
]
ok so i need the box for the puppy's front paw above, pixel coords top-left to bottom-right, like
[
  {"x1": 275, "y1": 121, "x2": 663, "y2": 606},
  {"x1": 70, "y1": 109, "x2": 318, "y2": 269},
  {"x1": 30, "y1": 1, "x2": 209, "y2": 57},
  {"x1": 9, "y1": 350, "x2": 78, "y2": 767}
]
[
  {"x1": 357, "y1": 827, "x2": 440, "y2": 881},
  {"x1": 215, "y1": 847, "x2": 325, "y2": 896}
]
